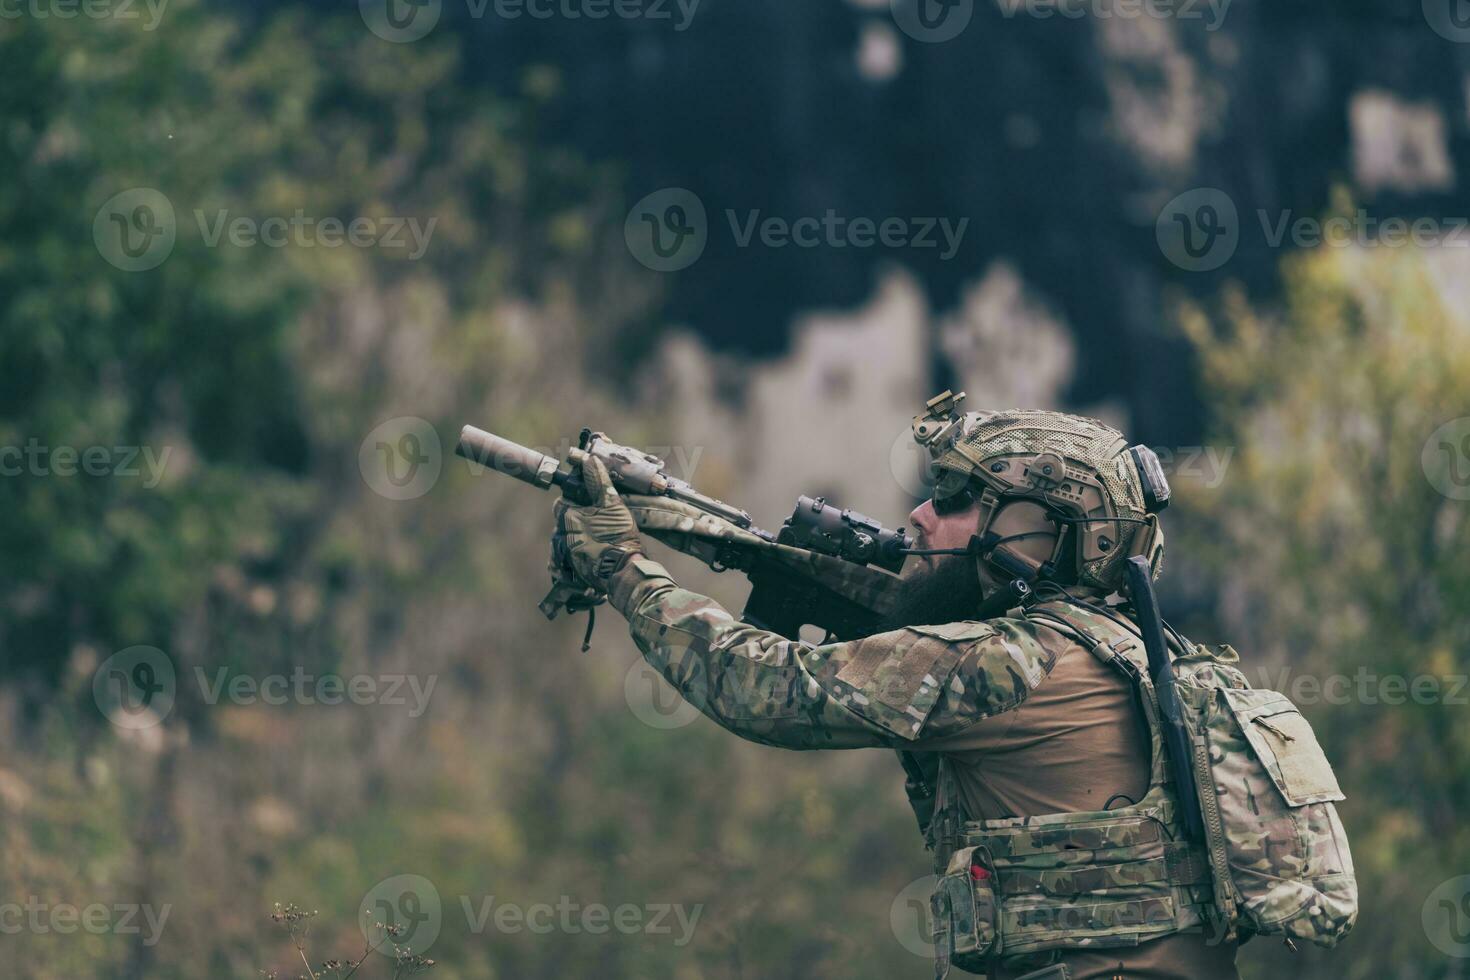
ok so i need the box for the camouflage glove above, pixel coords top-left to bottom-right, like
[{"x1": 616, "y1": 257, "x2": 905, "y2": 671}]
[{"x1": 551, "y1": 453, "x2": 645, "y2": 592}]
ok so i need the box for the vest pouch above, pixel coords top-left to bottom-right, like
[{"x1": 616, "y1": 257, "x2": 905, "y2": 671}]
[
  {"x1": 972, "y1": 806, "x2": 1199, "y2": 956},
  {"x1": 931, "y1": 845, "x2": 999, "y2": 975},
  {"x1": 1201, "y1": 686, "x2": 1356, "y2": 946}
]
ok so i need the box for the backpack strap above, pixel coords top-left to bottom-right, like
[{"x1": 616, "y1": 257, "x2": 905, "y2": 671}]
[{"x1": 1024, "y1": 602, "x2": 1172, "y2": 800}]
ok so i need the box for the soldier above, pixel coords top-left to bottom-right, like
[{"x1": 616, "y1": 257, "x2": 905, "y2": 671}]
[{"x1": 551, "y1": 402, "x2": 1241, "y2": 980}]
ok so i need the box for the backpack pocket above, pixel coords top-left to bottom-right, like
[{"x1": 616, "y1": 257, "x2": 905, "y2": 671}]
[{"x1": 1202, "y1": 687, "x2": 1356, "y2": 944}]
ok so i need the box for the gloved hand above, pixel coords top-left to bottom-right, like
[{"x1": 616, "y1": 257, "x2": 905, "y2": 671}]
[{"x1": 550, "y1": 452, "x2": 645, "y2": 593}]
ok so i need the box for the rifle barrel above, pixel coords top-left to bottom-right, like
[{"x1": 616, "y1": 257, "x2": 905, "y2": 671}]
[{"x1": 455, "y1": 425, "x2": 562, "y2": 489}]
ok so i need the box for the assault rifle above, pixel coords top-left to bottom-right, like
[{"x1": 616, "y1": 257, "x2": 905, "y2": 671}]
[{"x1": 454, "y1": 425, "x2": 914, "y2": 644}]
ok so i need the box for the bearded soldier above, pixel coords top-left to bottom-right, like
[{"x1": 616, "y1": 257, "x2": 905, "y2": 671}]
[{"x1": 547, "y1": 395, "x2": 1351, "y2": 979}]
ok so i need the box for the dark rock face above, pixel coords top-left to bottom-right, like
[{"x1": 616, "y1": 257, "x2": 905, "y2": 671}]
[{"x1": 326, "y1": 0, "x2": 1470, "y2": 440}]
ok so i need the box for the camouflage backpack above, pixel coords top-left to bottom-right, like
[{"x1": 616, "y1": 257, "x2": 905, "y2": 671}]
[{"x1": 1166, "y1": 627, "x2": 1358, "y2": 945}]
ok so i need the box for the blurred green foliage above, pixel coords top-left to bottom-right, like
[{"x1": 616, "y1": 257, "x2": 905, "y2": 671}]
[
  {"x1": 1176, "y1": 228, "x2": 1470, "y2": 980},
  {"x1": 0, "y1": 5, "x2": 1465, "y2": 980}
]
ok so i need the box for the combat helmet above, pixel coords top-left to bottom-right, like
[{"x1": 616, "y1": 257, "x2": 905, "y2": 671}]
[{"x1": 911, "y1": 390, "x2": 1170, "y2": 592}]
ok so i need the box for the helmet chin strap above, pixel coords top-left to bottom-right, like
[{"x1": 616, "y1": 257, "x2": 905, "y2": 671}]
[{"x1": 899, "y1": 532, "x2": 1041, "y2": 616}]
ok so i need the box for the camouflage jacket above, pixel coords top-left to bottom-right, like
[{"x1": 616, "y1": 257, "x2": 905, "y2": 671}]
[
  {"x1": 603, "y1": 555, "x2": 1245, "y2": 980},
  {"x1": 605, "y1": 555, "x2": 1060, "y2": 753}
]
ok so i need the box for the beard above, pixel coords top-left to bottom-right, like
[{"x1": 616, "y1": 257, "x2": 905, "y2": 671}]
[{"x1": 880, "y1": 554, "x2": 985, "y2": 630}]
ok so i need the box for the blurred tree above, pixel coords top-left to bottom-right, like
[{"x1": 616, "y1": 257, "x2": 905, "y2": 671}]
[
  {"x1": 1175, "y1": 216, "x2": 1470, "y2": 978},
  {"x1": 0, "y1": 4, "x2": 644, "y2": 978}
]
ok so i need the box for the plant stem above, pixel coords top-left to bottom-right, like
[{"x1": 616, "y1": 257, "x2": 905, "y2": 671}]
[{"x1": 296, "y1": 945, "x2": 317, "y2": 980}]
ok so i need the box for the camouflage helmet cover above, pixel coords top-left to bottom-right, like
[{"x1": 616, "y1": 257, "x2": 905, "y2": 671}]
[{"x1": 912, "y1": 390, "x2": 1167, "y2": 591}]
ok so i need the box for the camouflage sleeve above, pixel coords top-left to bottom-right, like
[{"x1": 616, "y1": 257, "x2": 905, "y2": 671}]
[{"x1": 604, "y1": 556, "x2": 1064, "y2": 751}]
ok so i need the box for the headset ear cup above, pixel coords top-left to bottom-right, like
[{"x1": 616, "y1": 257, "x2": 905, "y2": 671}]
[{"x1": 982, "y1": 500, "x2": 1063, "y2": 582}]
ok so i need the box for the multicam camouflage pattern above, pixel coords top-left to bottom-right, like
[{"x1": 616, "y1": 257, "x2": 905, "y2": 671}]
[
  {"x1": 1019, "y1": 601, "x2": 1356, "y2": 952},
  {"x1": 605, "y1": 557, "x2": 1226, "y2": 972},
  {"x1": 607, "y1": 556, "x2": 1062, "y2": 750},
  {"x1": 1174, "y1": 669, "x2": 1357, "y2": 946},
  {"x1": 911, "y1": 392, "x2": 1163, "y2": 591},
  {"x1": 601, "y1": 513, "x2": 1351, "y2": 970},
  {"x1": 923, "y1": 600, "x2": 1216, "y2": 971},
  {"x1": 931, "y1": 847, "x2": 997, "y2": 976},
  {"x1": 942, "y1": 804, "x2": 1213, "y2": 967}
]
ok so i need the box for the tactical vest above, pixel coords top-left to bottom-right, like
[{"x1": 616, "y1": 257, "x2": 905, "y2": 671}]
[
  {"x1": 923, "y1": 601, "x2": 1216, "y2": 977},
  {"x1": 920, "y1": 599, "x2": 1356, "y2": 977}
]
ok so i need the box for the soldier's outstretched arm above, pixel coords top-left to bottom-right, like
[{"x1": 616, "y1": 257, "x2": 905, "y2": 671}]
[
  {"x1": 551, "y1": 451, "x2": 1053, "y2": 750},
  {"x1": 603, "y1": 556, "x2": 1053, "y2": 750}
]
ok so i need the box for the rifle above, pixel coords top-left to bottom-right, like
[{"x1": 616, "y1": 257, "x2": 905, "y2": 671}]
[
  {"x1": 457, "y1": 423, "x2": 951, "y2": 840},
  {"x1": 454, "y1": 425, "x2": 913, "y2": 644}
]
